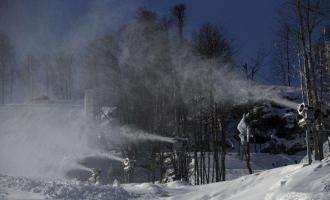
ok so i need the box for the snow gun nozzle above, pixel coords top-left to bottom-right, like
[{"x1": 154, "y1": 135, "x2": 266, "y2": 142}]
[
  {"x1": 297, "y1": 102, "x2": 316, "y2": 128},
  {"x1": 297, "y1": 103, "x2": 306, "y2": 116}
]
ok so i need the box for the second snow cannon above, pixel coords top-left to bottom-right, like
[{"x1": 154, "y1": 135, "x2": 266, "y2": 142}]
[
  {"x1": 297, "y1": 103, "x2": 315, "y2": 128},
  {"x1": 122, "y1": 157, "x2": 136, "y2": 183}
]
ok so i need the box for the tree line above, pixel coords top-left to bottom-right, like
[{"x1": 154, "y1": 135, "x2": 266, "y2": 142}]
[{"x1": 272, "y1": 0, "x2": 330, "y2": 161}]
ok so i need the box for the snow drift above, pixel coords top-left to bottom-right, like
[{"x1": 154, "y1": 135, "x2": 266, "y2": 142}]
[{"x1": 1, "y1": 159, "x2": 330, "y2": 199}]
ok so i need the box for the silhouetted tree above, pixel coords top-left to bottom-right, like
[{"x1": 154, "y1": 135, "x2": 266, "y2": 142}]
[
  {"x1": 0, "y1": 33, "x2": 13, "y2": 104},
  {"x1": 242, "y1": 48, "x2": 267, "y2": 81},
  {"x1": 194, "y1": 23, "x2": 232, "y2": 62},
  {"x1": 171, "y1": 3, "x2": 186, "y2": 41}
]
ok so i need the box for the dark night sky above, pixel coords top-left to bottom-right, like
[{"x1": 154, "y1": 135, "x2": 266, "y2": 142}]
[
  {"x1": 0, "y1": 0, "x2": 286, "y2": 82},
  {"x1": 144, "y1": 0, "x2": 284, "y2": 61}
]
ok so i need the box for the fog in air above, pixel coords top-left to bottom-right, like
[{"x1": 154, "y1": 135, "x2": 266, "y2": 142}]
[{"x1": 0, "y1": 0, "x2": 330, "y2": 200}]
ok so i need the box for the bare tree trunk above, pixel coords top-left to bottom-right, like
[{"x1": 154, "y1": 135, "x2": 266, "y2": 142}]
[
  {"x1": 0, "y1": 65, "x2": 5, "y2": 105},
  {"x1": 296, "y1": 0, "x2": 317, "y2": 163},
  {"x1": 285, "y1": 27, "x2": 291, "y2": 86},
  {"x1": 220, "y1": 116, "x2": 226, "y2": 181},
  {"x1": 194, "y1": 119, "x2": 199, "y2": 185},
  {"x1": 245, "y1": 142, "x2": 253, "y2": 174},
  {"x1": 213, "y1": 105, "x2": 220, "y2": 182},
  {"x1": 207, "y1": 150, "x2": 210, "y2": 183},
  {"x1": 298, "y1": 50, "x2": 306, "y2": 102},
  {"x1": 296, "y1": 0, "x2": 313, "y2": 105}
]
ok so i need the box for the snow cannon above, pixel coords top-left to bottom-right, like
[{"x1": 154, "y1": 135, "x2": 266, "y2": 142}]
[
  {"x1": 297, "y1": 103, "x2": 315, "y2": 128},
  {"x1": 122, "y1": 158, "x2": 136, "y2": 172},
  {"x1": 88, "y1": 168, "x2": 101, "y2": 184},
  {"x1": 122, "y1": 158, "x2": 136, "y2": 183}
]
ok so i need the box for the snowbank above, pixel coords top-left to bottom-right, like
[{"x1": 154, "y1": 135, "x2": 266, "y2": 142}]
[
  {"x1": 164, "y1": 161, "x2": 330, "y2": 200},
  {"x1": 1, "y1": 160, "x2": 330, "y2": 200},
  {"x1": 0, "y1": 174, "x2": 130, "y2": 200}
]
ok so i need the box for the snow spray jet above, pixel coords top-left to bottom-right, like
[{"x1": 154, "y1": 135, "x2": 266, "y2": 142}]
[
  {"x1": 118, "y1": 126, "x2": 176, "y2": 144},
  {"x1": 104, "y1": 123, "x2": 176, "y2": 144},
  {"x1": 83, "y1": 152, "x2": 126, "y2": 163},
  {"x1": 63, "y1": 151, "x2": 126, "y2": 172},
  {"x1": 264, "y1": 95, "x2": 299, "y2": 109},
  {"x1": 202, "y1": 66, "x2": 301, "y2": 109},
  {"x1": 246, "y1": 85, "x2": 300, "y2": 109},
  {"x1": 98, "y1": 120, "x2": 176, "y2": 145},
  {"x1": 101, "y1": 153, "x2": 126, "y2": 162},
  {"x1": 94, "y1": 119, "x2": 177, "y2": 149},
  {"x1": 68, "y1": 162, "x2": 94, "y2": 172}
]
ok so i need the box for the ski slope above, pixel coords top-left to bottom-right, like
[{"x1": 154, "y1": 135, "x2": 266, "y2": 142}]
[
  {"x1": 162, "y1": 161, "x2": 330, "y2": 200},
  {"x1": 1, "y1": 159, "x2": 330, "y2": 200}
]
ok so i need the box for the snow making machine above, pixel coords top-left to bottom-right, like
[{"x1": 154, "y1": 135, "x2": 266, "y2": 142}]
[
  {"x1": 296, "y1": 102, "x2": 314, "y2": 165},
  {"x1": 297, "y1": 102, "x2": 330, "y2": 132},
  {"x1": 296, "y1": 102, "x2": 330, "y2": 164},
  {"x1": 122, "y1": 157, "x2": 136, "y2": 183},
  {"x1": 297, "y1": 103, "x2": 315, "y2": 128}
]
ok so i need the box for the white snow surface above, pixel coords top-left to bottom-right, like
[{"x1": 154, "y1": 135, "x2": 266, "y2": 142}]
[
  {"x1": 0, "y1": 174, "x2": 130, "y2": 200},
  {"x1": 1, "y1": 160, "x2": 330, "y2": 200}
]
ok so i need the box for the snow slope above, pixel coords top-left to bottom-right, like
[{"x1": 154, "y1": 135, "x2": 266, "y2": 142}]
[
  {"x1": 194, "y1": 152, "x2": 303, "y2": 181},
  {"x1": 163, "y1": 161, "x2": 330, "y2": 200},
  {"x1": 1, "y1": 160, "x2": 330, "y2": 200},
  {"x1": 0, "y1": 189, "x2": 45, "y2": 200}
]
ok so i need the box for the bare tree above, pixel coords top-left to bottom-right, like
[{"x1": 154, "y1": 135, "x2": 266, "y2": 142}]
[
  {"x1": 136, "y1": 7, "x2": 158, "y2": 23},
  {"x1": 295, "y1": 0, "x2": 330, "y2": 161},
  {"x1": 22, "y1": 55, "x2": 39, "y2": 101},
  {"x1": 53, "y1": 52, "x2": 74, "y2": 100},
  {"x1": 39, "y1": 54, "x2": 53, "y2": 98},
  {"x1": 273, "y1": 22, "x2": 296, "y2": 86},
  {"x1": 242, "y1": 49, "x2": 267, "y2": 81},
  {"x1": 83, "y1": 35, "x2": 119, "y2": 91},
  {"x1": 171, "y1": 3, "x2": 186, "y2": 41},
  {"x1": 0, "y1": 33, "x2": 13, "y2": 104},
  {"x1": 194, "y1": 23, "x2": 232, "y2": 62}
]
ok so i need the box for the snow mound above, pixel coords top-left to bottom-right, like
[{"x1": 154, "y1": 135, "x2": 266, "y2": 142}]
[
  {"x1": 1, "y1": 160, "x2": 330, "y2": 200},
  {"x1": 0, "y1": 174, "x2": 130, "y2": 200},
  {"x1": 167, "y1": 161, "x2": 330, "y2": 200}
]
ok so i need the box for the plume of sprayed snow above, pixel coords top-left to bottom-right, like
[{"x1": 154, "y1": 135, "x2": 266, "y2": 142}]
[
  {"x1": 110, "y1": 21, "x2": 300, "y2": 111},
  {"x1": 0, "y1": 105, "x2": 103, "y2": 179},
  {"x1": 101, "y1": 153, "x2": 126, "y2": 162},
  {"x1": 0, "y1": 105, "x2": 158, "y2": 179},
  {"x1": 173, "y1": 57, "x2": 300, "y2": 109},
  {"x1": 0, "y1": 104, "x2": 173, "y2": 179},
  {"x1": 83, "y1": 152, "x2": 126, "y2": 163},
  {"x1": 98, "y1": 120, "x2": 176, "y2": 145},
  {"x1": 118, "y1": 126, "x2": 176, "y2": 144}
]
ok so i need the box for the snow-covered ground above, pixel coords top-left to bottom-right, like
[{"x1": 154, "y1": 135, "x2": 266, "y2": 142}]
[
  {"x1": 163, "y1": 161, "x2": 330, "y2": 200},
  {"x1": 0, "y1": 174, "x2": 130, "y2": 200},
  {"x1": 1, "y1": 157, "x2": 329, "y2": 200},
  {"x1": 0, "y1": 105, "x2": 324, "y2": 200},
  {"x1": 198, "y1": 152, "x2": 303, "y2": 181}
]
